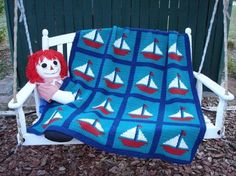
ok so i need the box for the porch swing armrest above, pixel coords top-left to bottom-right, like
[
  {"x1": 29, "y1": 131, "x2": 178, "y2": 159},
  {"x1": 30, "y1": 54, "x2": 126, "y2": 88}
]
[
  {"x1": 8, "y1": 82, "x2": 36, "y2": 109},
  {"x1": 193, "y1": 71, "x2": 234, "y2": 101}
]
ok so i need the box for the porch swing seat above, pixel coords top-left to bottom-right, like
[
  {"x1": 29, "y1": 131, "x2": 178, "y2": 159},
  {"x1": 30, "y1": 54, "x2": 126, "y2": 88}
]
[{"x1": 8, "y1": 27, "x2": 234, "y2": 163}]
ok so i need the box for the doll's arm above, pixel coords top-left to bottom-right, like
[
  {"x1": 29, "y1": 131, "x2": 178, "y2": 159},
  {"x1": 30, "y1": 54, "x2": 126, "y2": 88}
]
[{"x1": 51, "y1": 90, "x2": 75, "y2": 104}]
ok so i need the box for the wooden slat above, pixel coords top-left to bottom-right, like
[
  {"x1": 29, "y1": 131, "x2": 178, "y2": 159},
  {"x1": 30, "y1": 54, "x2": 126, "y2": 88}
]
[
  {"x1": 178, "y1": 0, "x2": 189, "y2": 32},
  {"x1": 57, "y1": 44, "x2": 63, "y2": 54},
  {"x1": 139, "y1": 0, "x2": 150, "y2": 28},
  {"x1": 54, "y1": 0, "x2": 65, "y2": 35},
  {"x1": 67, "y1": 43, "x2": 73, "y2": 62},
  {"x1": 121, "y1": 0, "x2": 131, "y2": 27},
  {"x1": 83, "y1": 0, "x2": 93, "y2": 29},
  {"x1": 93, "y1": 0, "x2": 103, "y2": 28},
  {"x1": 130, "y1": 0, "x2": 140, "y2": 27},
  {"x1": 149, "y1": 0, "x2": 160, "y2": 29},
  {"x1": 168, "y1": 0, "x2": 179, "y2": 30},
  {"x1": 112, "y1": 0, "x2": 122, "y2": 26},
  {"x1": 64, "y1": 0, "x2": 75, "y2": 33},
  {"x1": 72, "y1": 0, "x2": 83, "y2": 30},
  {"x1": 102, "y1": 0, "x2": 112, "y2": 27},
  {"x1": 159, "y1": 0, "x2": 169, "y2": 30}
]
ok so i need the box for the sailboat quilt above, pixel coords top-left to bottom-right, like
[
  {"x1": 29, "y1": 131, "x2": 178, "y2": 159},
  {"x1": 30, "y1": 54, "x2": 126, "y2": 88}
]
[{"x1": 28, "y1": 26, "x2": 206, "y2": 164}]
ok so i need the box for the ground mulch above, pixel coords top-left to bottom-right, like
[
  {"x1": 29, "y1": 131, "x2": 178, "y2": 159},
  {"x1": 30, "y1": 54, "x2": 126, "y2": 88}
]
[{"x1": 0, "y1": 98, "x2": 236, "y2": 176}]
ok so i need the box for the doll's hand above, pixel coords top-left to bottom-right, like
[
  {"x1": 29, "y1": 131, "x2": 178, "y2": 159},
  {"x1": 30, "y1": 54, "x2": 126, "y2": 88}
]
[{"x1": 52, "y1": 90, "x2": 75, "y2": 104}]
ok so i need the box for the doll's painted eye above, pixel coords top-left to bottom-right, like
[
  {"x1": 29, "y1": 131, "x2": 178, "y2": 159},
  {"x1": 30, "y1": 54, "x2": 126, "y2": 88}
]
[
  {"x1": 53, "y1": 60, "x2": 58, "y2": 65},
  {"x1": 41, "y1": 63, "x2": 47, "y2": 68}
]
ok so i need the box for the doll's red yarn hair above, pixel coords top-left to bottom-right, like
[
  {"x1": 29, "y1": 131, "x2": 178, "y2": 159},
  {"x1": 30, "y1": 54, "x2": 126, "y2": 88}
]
[{"x1": 26, "y1": 50, "x2": 68, "y2": 83}]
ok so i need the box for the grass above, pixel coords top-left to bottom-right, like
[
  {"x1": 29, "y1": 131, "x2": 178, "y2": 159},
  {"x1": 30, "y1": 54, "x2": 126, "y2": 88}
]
[{"x1": 229, "y1": 6, "x2": 236, "y2": 44}]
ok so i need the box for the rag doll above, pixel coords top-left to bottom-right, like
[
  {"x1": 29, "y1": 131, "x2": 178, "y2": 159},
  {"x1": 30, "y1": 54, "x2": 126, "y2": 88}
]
[{"x1": 26, "y1": 49, "x2": 76, "y2": 104}]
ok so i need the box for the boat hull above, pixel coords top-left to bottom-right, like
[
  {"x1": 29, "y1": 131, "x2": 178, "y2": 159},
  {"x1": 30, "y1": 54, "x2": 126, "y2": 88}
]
[
  {"x1": 169, "y1": 88, "x2": 188, "y2": 95},
  {"x1": 129, "y1": 114, "x2": 152, "y2": 119},
  {"x1": 113, "y1": 47, "x2": 130, "y2": 56},
  {"x1": 170, "y1": 117, "x2": 193, "y2": 121},
  {"x1": 142, "y1": 52, "x2": 162, "y2": 60},
  {"x1": 120, "y1": 138, "x2": 146, "y2": 148},
  {"x1": 162, "y1": 145, "x2": 188, "y2": 155},
  {"x1": 137, "y1": 84, "x2": 157, "y2": 94},
  {"x1": 93, "y1": 106, "x2": 112, "y2": 115},
  {"x1": 83, "y1": 38, "x2": 103, "y2": 48},
  {"x1": 78, "y1": 120, "x2": 103, "y2": 136},
  {"x1": 105, "y1": 79, "x2": 123, "y2": 89},
  {"x1": 74, "y1": 70, "x2": 94, "y2": 81},
  {"x1": 42, "y1": 118, "x2": 60, "y2": 129},
  {"x1": 168, "y1": 53, "x2": 182, "y2": 61}
]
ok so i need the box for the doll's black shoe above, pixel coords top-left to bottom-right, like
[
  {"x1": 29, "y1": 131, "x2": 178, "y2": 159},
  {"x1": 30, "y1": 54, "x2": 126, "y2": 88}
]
[{"x1": 44, "y1": 130, "x2": 73, "y2": 142}]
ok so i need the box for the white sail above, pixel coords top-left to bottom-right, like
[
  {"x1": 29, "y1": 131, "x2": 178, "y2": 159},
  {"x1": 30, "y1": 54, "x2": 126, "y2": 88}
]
[
  {"x1": 73, "y1": 92, "x2": 82, "y2": 100},
  {"x1": 92, "y1": 101, "x2": 106, "y2": 109},
  {"x1": 87, "y1": 67, "x2": 94, "y2": 77},
  {"x1": 142, "y1": 42, "x2": 163, "y2": 55},
  {"x1": 120, "y1": 126, "x2": 147, "y2": 142},
  {"x1": 122, "y1": 41, "x2": 130, "y2": 50},
  {"x1": 104, "y1": 71, "x2": 115, "y2": 81},
  {"x1": 83, "y1": 30, "x2": 96, "y2": 40},
  {"x1": 79, "y1": 118, "x2": 94, "y2": 125},
  {"x1": 74, "y1": 63, "x2": 87, "y2": 73},
  {"x1": 183, "y1": 112, "x2": 193, "y2": 118},
  {"x1": 179, "y1": 81, "x2": 187, "y2": 89},
  {"x1": 168, "y1": 77, "x2": 187, "y2": 90},
  {"x1": 163, "y1": 135, "x2": 180, "y2": 147},
  {"x1": 136, "y1": 75, "x2": 157, "y2": 89},
  {"x1": 169, "y1": 111, "x2": 181, "y2": 118},
  {"x1": 115, "y1": 74, "x2": 124, "y2": 84},
  {"x1": 149, "y1": 79, "x2": 158, "y2": 89},
  {"x1": 120, "y1": 127, "x2": 136, "y2": 140},
  {"x1": 129, "y1": 107, "x2": 152, "y2": 117},
  {"x1": 96, "y1": 33, "x2": 104, "y2": 43},
  {"x1": 104, "y1": 71, "x2": 123, "y2": 84},
  {"x1": 179, "y1": 139, "x2": 188, "y2": 149},
  {"x1": 106, "y1": 102, "x2": 114, "y2": 112},
  {"x1": 137, "y1": 129, "x2": 148, "y2": 142},
  {"x1": 169, "y1": 43, "x2": 182, "y2": 56},
  {"x1": 113, "y1": 38, "x2": 130, "y2": 50},
  {"x1": 45, "y1": 112, "x2": 62, "y2": 124},
  {"x1": 95, "y1": 122, "x2": 104, "y2": 132}
]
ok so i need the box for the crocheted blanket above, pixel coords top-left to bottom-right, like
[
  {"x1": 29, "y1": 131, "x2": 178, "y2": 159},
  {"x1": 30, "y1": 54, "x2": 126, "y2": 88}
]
[{"x1": 28, "y1": 26, "x2": 206, "y2": 164}]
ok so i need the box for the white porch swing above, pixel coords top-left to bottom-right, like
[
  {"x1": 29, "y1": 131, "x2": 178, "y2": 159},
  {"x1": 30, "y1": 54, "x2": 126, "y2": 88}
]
[{"x1": 8, "y1": 0, "x2": 234, "y2": 146}]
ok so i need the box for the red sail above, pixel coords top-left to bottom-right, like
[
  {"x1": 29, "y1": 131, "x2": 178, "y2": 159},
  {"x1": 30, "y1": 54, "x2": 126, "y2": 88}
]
[
  {"x1": 137, "y1": 85, "x2": 157, "y2": 94},
  {"x1": 170, "y1": 117, "x2": 193, "y2": 121},
  {"x1": 142, "y1": 52, "x2": 162, "y2": 60},
  {"x1": 42, "y1": 118, "x2": 60, "y2": 129},
  {"x1": 168, "y1": 88, "x2": 188, "y2": 95},
  {"x1": 168, "y1": 53, "x2": 182, "y2": 61},
  {"x1": 105, "y1": 79, "x2": 123, "y2": 89},
  {"x1": 113, "y1": 47, "x2": 130, "y2": 56},
  {"x1": 93, "y1": 106, "x2": 112, "y2": 115},
  {"x1": 120, "y1": 138, "x2": 147, "y2": 148}
]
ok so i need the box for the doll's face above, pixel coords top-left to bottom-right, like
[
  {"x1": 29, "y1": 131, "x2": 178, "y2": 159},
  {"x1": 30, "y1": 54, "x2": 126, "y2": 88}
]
[{"x1": 36, "y1": 57, "x2": 61, "y2": 78}]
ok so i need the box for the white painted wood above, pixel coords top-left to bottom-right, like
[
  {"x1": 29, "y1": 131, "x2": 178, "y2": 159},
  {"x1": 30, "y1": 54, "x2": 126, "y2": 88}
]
[
  {"x1": 66, "y1": 42, "x2": 72, "y2": 61},
  {"x1": 16, "y1": 107, "x2": 27, "y2": 135},
  {"x1": 57, "y1": 44, "x2": 63, "y2": 53},
  {"x1": 42, "y1": 29, "x2": 49, "y2": 50},
  {"x1": 215, "y1": 98, "x2": 227, "y2": 129},
  {"x1": 193, "y1": 71, "x2": 234, "y2": 101},
  {"x1": 185, "y1": 28, "x2": 192, "y2": 60},
  {"x1": 8, "y1": 82, "x2": 36, "y2": 109},
  {"x1": 196, "y1": 80, "x2": 203, "y2": 104},
  {"x1": 48, "y1": 32, "x2": 76, "y2": 48}
]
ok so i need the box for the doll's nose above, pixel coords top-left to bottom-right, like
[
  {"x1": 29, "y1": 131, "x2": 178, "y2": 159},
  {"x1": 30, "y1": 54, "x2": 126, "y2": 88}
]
[{"x1": 50, "y1": 66, "x2": 54, "y2": 70}]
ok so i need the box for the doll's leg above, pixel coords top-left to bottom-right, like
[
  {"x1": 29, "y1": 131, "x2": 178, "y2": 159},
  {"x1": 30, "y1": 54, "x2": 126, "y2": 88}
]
[
  {"x1": 44, "y1": 130, "x2": 73, "y2": 142},
  {"x1": 52, "y1": 90, "x2": 75, "y2": 104}
]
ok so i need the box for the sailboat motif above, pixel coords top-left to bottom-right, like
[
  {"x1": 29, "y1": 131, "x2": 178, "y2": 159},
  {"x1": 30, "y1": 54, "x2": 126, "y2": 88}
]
[
  {"x1": 42, "y1": 109, "x2": 63, "y2": 129},
  {"x1": 73, "y1": 60, "x2": 95, "y2": 81},
  {"x1": 162, "y1": 130, "x2": 189, "y2": 155},
  {"x1": 168, "y1": 73, "x2": 188, "y2": 95},
  {"x1": 168, "y1": 42, "x2": 183, "y2": 61},
  {"x1": 73, "y1": 89, "x2": 82, "y2": 101},
  {"x1": 92, "y1": 98, "x2": 114, "y2": 115},
  {"x1": 104, "y1": 68, "x2": 124, "y2": 89},
  {"x1": 113, "y1": 33, "x2": 131, "y2": 56},
  {"x1": 128, "y1": 104, "x2": 153, "y2": 119},
  {"x1": 141, "y1": 38, "x2": 163, "y2": 60},
  {"x1": 136, "y1": 72, "x2": 158, "y2": 94},
  {"x1": 119, "y1": 125, "x2": 148, "y2": 148},
  {"x1": 77, "y1": 118, "x2": 104, "y2": 136},
  {"x1": 83, "y1": 29, "x2": 104, "y2": 48},
  {"x1": 169, "y1": 107, "x2": 194, "y2": 121}
]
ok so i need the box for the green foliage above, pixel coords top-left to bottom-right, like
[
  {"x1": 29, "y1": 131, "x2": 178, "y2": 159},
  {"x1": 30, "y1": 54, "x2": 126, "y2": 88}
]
[
  {"x1": 0, "y1": 27, "x2": 6, "y2": 42},
  {"x1": 0, "y1": 0, "x2": 4, "y2": 16},
  {"x1": 228, "y1": 55, "x2": 236, "y2": 76}
]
